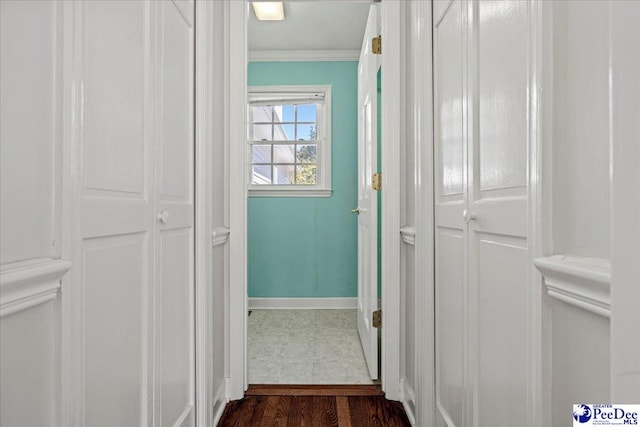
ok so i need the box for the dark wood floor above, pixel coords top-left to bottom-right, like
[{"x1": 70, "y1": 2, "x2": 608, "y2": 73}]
[{"x1": 217, "y1": 385, "x2": 411, "y2": 427}]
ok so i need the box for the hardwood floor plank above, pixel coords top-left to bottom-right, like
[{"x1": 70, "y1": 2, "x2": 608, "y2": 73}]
[
  {"x1": 246, "y1": 384, "x2": 384, "y2": 397},
  {"x1": 218, "y1": 398, "x2": 259, "y2": 426},
  {"x1": 218, "y1": 388, "x2": 411, "y2": 427},
  {"x1": 260, "y1": 395, "x2": 291, "y2": 427},
  {"x1": 285, "y1": 396, "x2": 309, "y2": 426},
  {"x1": 336, "y1": 396, "x2": 353, "y2": 427},
  {"x1": 311, "y1": 396, "x2": 339, "y2": 427}
]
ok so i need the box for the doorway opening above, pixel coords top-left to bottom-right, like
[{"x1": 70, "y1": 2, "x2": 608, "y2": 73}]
[{"x1": 245, "y1": 1, "x2": 381, "y2": 386}]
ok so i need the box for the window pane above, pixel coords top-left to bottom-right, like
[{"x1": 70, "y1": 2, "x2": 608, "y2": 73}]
[
  {"x1": 274, "y1": 105, "x2": 295, "y2": 124},
  {"x1": 296, "y1": 144, "x2": 317, "y2": 163},
  {"x1": 252, "y1": 165, "x2": 272, "y2": 185},
  {"x1": 273, "y1": 123, "x2": 295, "y2": 140},
  {"x1": 296, "y1": 124, "x2": 316, "y2": 141},
  {"x1": 296, "y1": 165, "x2": 317, "y2": 185},
  {"x1": 273, "y1": 164, "x2": 294, "y2": 184},
  {"x1": 252, "y1": 124, "x2": 272, "y2": 140},
  {"x1": 274, "y1": 144, "x2": 295, "y2": 163},
  {"x1": 251, "y1": 105, "x2": 272, "y2": 123},
  {"x1": 297, "y1": 104, "x2": 317, "y2": 122},
  {"x1": 252, "y1": 145, "x2": 271, "y2": 164}
]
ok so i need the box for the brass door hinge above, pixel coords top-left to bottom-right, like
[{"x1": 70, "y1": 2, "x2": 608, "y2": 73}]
[
  {"x1": 372, "y1": 173, "x2": 382, "y2": 191},
  {"x1": 372, "y1": 36, "x2": 381, "y2": 55},
  {"x1": 372, "y1": 310, "x2": 382, "y2": 328}
]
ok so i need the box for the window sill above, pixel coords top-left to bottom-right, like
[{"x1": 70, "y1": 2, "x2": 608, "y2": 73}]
[{"x1": 248, "y1": 188, "x2": 332, "y2": 198}]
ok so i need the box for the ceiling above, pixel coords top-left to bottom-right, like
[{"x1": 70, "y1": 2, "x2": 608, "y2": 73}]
[{"x1": 248, "y1": 2, "x2": 372, "y2": 52}]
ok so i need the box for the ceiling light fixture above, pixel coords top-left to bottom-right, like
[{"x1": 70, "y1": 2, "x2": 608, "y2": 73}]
[{"x1": 252, "y1": 2, "x2": 285, "y2": 21}]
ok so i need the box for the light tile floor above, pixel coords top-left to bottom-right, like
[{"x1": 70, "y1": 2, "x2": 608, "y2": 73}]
[{"x1": 248, "y1": 309, "x2": 376, "y2": 385}]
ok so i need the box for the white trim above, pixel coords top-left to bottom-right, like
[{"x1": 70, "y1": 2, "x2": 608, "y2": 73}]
[
  {"x1": 211, "y1": 227, "x2": 231, "y2": 247},
  {"x1": 609, "y1": 0, "x2": 640, "y2": 402},
  {"x1": 534, "y1": 255, "x2": 611, "y2": 318},
  {"x1": 401, "y1": 378, "x2": 417, "y2": 426},
  {"x1": 410, "y1": 0, "x2": 436, "y2": 425},
  {"x1": 248, "y1": 297, "x2": 357, "y2": 310},
  {"x1": 527, "y1": 1, "x2": 547, "y2": 425},
  {"x1": 381, "y1": 0, "x2": 403, "y2": 402},
  {"x1": 249, "y1": 49, "x2": 360, "y2": 62},
  {"x1": 249, "y1": 189, "x2": 332, "y2": 198},
  {"x1": 195, "y1": 1, "x2": 216, "y2": 425},
  {"x1": 400, "y1": 226, "x2": 416, "y2": 246},
  {"x1": 211, "y1": 380, "x2": 228, "y2": 427},
  {"x1": 228, "y1": 0, "x2": 249, "y2": 401},
  {"x1": 227, "y1": 0, "x2": 404, "y2": 406},
  {"x1": 248, "y1": 84, "x2": 332, "y2": 195},
  {"x1": 0, "y1": 258, "x2": 72, "y2": 317}
]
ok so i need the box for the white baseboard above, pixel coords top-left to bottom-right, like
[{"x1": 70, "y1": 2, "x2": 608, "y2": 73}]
[
  {"x1": 211, "y1": 380, "x2": 227, "y2": 426},
  {"x1": 248, "y1": 297, "x2": 357, "y2": 310}
]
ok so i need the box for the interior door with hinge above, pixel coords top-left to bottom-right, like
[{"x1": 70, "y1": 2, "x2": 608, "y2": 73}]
[{"x1": 356, "y1": 4, "x2": 381, "y2": 380}]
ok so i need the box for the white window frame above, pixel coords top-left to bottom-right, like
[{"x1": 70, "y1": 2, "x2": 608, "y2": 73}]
[{"x1": 248, "y1": 85, "x2": 332, "y2": 197}]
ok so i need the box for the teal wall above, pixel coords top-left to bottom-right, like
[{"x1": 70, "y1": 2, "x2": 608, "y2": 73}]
[{"x1": 248, "y1": 62, "x2": 358, "y2": 298}]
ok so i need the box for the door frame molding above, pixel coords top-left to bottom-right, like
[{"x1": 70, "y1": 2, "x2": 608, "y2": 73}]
[{"x1": 220, "y1": 0, "x2": 404, "y2": 402}]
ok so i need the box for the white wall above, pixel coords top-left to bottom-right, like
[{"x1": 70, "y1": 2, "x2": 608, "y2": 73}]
[
  {"x1": 0, "y1": 2, "x2": 68, "y2": 427},
  {"x1": 539, "y1": 2, "x2": 613, "y2": 425},
  {"x1": 0, "y1": 0, "x2": 60, "y2": 265}
]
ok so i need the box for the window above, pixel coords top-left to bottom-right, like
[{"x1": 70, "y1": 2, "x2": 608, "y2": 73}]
[{"x1": 248, "y1": 85, "x2": 332, "y2": 197}]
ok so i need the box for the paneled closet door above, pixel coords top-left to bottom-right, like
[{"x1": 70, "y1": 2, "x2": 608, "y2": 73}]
[
  {"x1": 81, "y1": 2, "x2": 155, "y2": 426},
  {"x1": 154, "y1": 1, "x2": 195, "y2": 427},
  {"x1": 434, "y1": 1, "x2": 467, "y2": 426},
  {"x1": 79, "y1": 1, "x2": 195, "y2": 426},
  {"x1": 466, "y1": 1, "x2": 530, "y2": 425},
  {"x1": 434, "y1": 1, "x2": 532, "y2": 426}
]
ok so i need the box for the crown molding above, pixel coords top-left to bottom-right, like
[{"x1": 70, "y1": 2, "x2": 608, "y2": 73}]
[{"x1": 249, "y1": 49, "x2": 360, "y2": 62}]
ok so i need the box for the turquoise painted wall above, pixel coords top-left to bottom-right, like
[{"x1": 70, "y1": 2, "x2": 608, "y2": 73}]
[{"x1": 248, "y1": 62, "x2": 358, "y2": 298}]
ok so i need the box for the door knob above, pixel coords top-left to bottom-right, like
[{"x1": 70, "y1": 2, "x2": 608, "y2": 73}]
[
  {"x1": 351, "y1": 208, "x2": 361, "y2": 215},
  {"x1": 158, "y1": 209, "x2": 170, "y2": 223},
  {"x1": 463, "y1": 209, "x2": 477, "y2": 224}
]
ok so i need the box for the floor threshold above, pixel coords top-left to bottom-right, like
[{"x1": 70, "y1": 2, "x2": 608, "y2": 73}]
[{"x1": 246, "y1": 384, "x2": 384, "y2": 397}]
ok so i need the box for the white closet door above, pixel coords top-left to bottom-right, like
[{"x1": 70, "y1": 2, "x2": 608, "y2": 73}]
[
  {"x1": 80, "y1": 1, "x2": 195, "y2": 426},
  {"x1": 467, "y1": 2, "x2": 530, "y2": 425},
  {"x1": 434, "y1": 1, "x2": 531, "y2": 426},
  {"x1": 434, "y1": 1, "x2": 466, "y2": 425},
  {"x1": 154, "y1": 1, "x2": 195, "y2": 426},
  {"x1": 82, "y1": 2, "x2": 155, "y2": 426}
]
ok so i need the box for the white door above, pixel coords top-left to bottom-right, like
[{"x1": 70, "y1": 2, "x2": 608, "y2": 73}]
[
  {"x1": 356, "y1": 5, "x2": 380, "y2": 380},
  {"x1": 154, "y1": 1, "x2": 195, "y2": 426},
  {"x1": 79, "y1": 1, "x2": 194, "y2": 426},
  {"x1": 434, "y1": 0, "x2": 531, "y2": 426}
]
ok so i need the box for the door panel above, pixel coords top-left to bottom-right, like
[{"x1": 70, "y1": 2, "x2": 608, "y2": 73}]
[
  {"x1": 435, "y1": 229, "x2": 464, "y2": 427},
  {"x1": 356, "y1": 5, "x2": 380, "y2": 380},
  {"x1": 82, "y1": 2, "x2": 153, "y2": 426},
  {"x1": 434, "y1": 0, "x2": 532, "y2": 425},
  {"x1": 155, "y1": 1, "x2": 194, "y2": 426},
  {"x1": 85, "y1": 1, "x2": 147, "y2": 195},
  {"x1": 434, "y1": 1, "x2": 466, "y2": 425},
  {"x1": 159, "y1": 230, "x2": 193, "y2": 426},
  {"x1": 477, "y1": 0, "x2": 528, "y2": 193},
  {"x1": 435, "y1": 0, "x2": 464, "y2": 199},
  {"x1": 84, "y1": 235, "x2": 147, "y2": 427},
  {"x1": 474, "y1": 235, "x2": 528, "y2": 426}
]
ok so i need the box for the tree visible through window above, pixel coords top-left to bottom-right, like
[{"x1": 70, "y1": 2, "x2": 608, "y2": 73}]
[{"x1": 248, "y1": 86, "x2": 332, "y2": 196}]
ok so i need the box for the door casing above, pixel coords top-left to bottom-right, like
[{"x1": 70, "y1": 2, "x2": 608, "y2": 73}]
[{"x1": 223, "y1": 0, "x2": 404, "y2": 402}]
